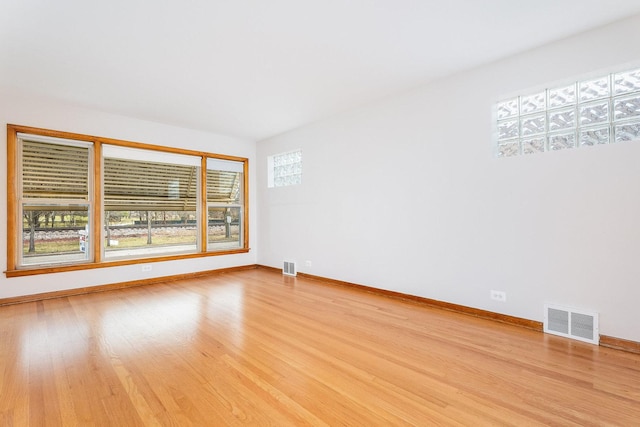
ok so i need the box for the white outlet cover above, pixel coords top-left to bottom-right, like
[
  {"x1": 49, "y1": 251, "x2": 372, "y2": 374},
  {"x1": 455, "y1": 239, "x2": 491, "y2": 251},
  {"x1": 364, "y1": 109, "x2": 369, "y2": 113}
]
[{"x1": 490, "y1": 290, "x2": 506, "y2": 302}]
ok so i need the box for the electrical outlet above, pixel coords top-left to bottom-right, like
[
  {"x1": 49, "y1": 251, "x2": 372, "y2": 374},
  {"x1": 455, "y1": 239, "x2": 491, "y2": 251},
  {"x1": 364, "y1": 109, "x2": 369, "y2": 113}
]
[
  {"x1": 490, "y1": 290, "x2": 506, "y2": 302},
  {"x1": 141, "y1": 265, "x2": 152, "y2": 272},
  {"x1": 305, "y1": 260, "x2": 312, "y2": 267}
]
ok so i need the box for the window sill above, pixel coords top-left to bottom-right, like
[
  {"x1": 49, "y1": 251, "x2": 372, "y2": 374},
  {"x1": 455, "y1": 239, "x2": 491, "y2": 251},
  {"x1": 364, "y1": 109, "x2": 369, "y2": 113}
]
[{"x1": 5, "y1": 248, "x2": 251, "y2": 278}]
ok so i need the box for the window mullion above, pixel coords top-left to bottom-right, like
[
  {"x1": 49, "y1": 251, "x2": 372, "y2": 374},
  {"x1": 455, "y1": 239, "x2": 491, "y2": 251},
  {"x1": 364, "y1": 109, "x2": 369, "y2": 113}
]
[
  {"x1": 200, "y1": 156, "x2": 208, "y2": 252},
  {"x1": 93, "y1": 141, "x2": 102, "y2": 263}
]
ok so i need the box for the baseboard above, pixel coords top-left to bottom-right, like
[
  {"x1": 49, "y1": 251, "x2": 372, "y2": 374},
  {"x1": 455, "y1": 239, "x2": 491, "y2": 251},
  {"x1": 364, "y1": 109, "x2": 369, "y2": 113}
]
[
  {"x1": 300, "y1": 272, "x2": 542, "y2": 331},
  {"x1": 257, "y1": 265, "x2": 283, "y2": 274},
  {"x1": 9, "y1": 263, "x2": 638, "y2": 355},
  {"x1": 600, "y1": 335, "x2": 640, "y2": 355},
  {"x1": 0, "y1": 264, "x2": 259, "y2": 307},
  {"x1": 256, "y1": 265, "x2": 542, "y2": 331},
  {"x1": 271, "y1": 268, "x2": 640, "y2": 354}
]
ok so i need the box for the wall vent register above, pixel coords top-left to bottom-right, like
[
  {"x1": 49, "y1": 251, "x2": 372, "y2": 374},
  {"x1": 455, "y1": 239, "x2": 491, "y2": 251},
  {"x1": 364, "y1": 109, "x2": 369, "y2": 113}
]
[
  {"x1": 283, "y1": 261, "x2": 297, "y2": 276},
  {"x1": 544, "y1": 303, "x2": 599, "y2": 345}
]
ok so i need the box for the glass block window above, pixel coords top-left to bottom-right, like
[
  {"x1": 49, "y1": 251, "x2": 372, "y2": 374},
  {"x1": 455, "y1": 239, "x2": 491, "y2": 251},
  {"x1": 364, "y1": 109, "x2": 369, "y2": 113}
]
[
  {"x1": 267, "y1": 149, "x2": 302, "y2": 187},
  {"x1": 496, "y1": 66, "x2": 640, "y2": 157}
]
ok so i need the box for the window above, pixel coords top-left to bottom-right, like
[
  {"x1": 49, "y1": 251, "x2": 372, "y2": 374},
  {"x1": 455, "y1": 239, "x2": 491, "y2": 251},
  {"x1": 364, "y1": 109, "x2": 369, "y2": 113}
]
[
  {"x1": 267, "y1": 149, "x2": 302, "y2": 187},
  {"x1": 206, "y1": 158, "x2": 244, "y2": 251},
  {"x1": 7, "y1": 125, "x2": 249, "y2": 276},
  {"x1": 19, "y1": 136, "x2": 94, "y2": 267},
  {"x1": 103, "y1": 145, "x2": 201, "y2": 260},
  {"x1": 496, "y1": 67, "x2": 640, "y2": 157}
]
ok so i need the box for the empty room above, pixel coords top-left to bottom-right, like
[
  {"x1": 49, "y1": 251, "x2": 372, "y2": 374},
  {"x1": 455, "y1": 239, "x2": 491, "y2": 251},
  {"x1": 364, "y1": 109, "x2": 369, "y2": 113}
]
[{"x1": 1, "y1": 0, "x2": 640, "y2": 425}]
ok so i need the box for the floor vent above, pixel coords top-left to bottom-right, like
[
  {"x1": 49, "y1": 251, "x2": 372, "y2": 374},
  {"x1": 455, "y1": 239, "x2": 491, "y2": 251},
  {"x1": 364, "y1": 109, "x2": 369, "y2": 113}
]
[
  {"x1": 283, "y1": 261, "x2": 297, "y2": 276},
  {"x1": 544, "y1": 304, "x2": 599, "y2": 345}
]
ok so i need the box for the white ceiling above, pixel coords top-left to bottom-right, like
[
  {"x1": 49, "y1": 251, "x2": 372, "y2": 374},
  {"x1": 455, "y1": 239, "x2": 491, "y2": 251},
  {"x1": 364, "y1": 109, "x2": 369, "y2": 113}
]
[{"x1": 2, "y1": 0, "x2": 640, "y2": 141}]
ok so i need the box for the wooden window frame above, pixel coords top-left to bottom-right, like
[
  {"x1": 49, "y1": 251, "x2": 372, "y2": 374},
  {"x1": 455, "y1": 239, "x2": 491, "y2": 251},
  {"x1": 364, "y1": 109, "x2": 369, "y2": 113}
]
[{"x1": 6, "y1": 124, "x2": 250, "y2": 277}]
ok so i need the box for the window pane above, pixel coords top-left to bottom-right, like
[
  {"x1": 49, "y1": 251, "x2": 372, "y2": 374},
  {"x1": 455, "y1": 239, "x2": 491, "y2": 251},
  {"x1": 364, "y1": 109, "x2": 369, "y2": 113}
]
[
  {"x1": 614, "y1": 123, "x2": 640, "y2": 143},
  {"x1": 104, "y1": 210, "x2": 197, "y2": 259},
  {"x1": 614, "y1": 69, "x2": 640, "y2": 95},
  {"x1": 208, "y1": 207, "x2": 242, "y2": 250},
  {"x1": 579, "y1": 76, "x2": 610, "y2": 102},
  {"x1": 22, "y1": 205, "x2": 90, "y2": 266},
  {"x1": 497, "y1": 140, "x2": 519, "y2": 157},
  {"x1": 103, "y1": 155, "x2": 199, "y2": 259},
  {"x1": 548, "y1": 84, "x2": 576, "y2": 109},
  {"x1": 206, "y1": 159, "x2": 244, "y2": 251},
  {"x1": 521, "y1": 114, "x2": 546, "y2": 136},
  {"x1": 496, "y1": 98, "x2": 518, "y2": 119},
  {"x1": 497, "y1": 119, "x2": 518, "y2": 140},
  {"x1": 522, "y1": 137, "x2": 545, "y2": 155},
  {"x1": 520, "y1": 92, "x2": 545, "y2": 114},
  {"x1": 549, "y1": 132, "x2": 576, "y2": 150},
  {"x1": 579, "y1": 100, "x2": 609, "y2": 126},
  {"x1": 580, "y1": 126, "x2": 609, "y2": 146},
  {"x1": 548, "y1": 107, "x2": 575, "y2": 132},
  {"x1": 613, "y1": 94, "x2": 640, "y2": 122}
]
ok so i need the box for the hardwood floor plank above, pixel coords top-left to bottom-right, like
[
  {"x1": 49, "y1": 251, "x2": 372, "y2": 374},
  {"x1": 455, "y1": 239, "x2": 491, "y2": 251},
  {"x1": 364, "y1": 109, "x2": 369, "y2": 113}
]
[{"x1": 2, "y1": 268, "x2": 640, "y2": 425}]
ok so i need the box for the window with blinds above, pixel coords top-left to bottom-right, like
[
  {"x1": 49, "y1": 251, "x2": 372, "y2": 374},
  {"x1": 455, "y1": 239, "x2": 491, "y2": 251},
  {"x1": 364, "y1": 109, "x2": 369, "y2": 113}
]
[
  {"x1": 7, "y1": 125, "x2": 249, "y2": 274},
  {"x1": 103, "y1": 145, "x2": 201, "y2": 259},
  {"x1": 206, "y1": 158, "x2": 244, "y2": 251},
  {"x1": 19, "y1": 136, "x2": 93, "y2": 267}
]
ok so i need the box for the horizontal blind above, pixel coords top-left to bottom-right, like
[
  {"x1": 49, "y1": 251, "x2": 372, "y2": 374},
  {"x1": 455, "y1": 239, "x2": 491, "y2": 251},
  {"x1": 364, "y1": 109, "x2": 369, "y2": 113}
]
[
  {"x1": 104, "y1": 157, "x2": 198, "y2": 211},
  {"x1": 21, "y1": 140, "x2": 89, "y2": 199}
]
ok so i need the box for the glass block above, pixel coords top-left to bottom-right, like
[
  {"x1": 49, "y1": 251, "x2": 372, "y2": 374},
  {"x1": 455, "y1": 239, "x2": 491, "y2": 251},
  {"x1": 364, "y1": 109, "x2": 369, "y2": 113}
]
[
  {"x1": 580, "y1": 126, "x2": 609, "y2": 146},
  {"x1": 614, "y1": 123, "x2": 640, "y2": 142},
  {"x1": 614, "y1": 69, "x2": 640, "y2": 95},
  {"x1": 548, "y1": 132, "x2": 576, "y2": 150},
  {"x1": 579, "y1": 100, "x2": 609, "y2": 126},
  {"x1": 522, "y1": 137, "x2": 545, "y2": 155},
  {"x1": 548, "y1": 107, "x2": 575, "y2": 132},
  {"x1": 613, "y1": 95, "x2": 640, "y2": 121},
  {"x1": 497, "y1": 98, "x2": 518, "y2": 119},
  {"x1": 284, "y1": 153, "x2": 294, "y2": 164},
  {"x1": 497, "y1": 140, "x2": 519, "y2": 157},
  {"x1": 549, "y1": 84, "x2": 576, "y2": 108},
  {"x1": 520, "y1": 92, "x2": 545, "y2": 114},
  {"x1": 497, "y1": 119, "x2": 519, "y2": 140},
  {"x1": 521, "y1": 114, "x2": 546, "y2": 136},
  {"x1": 579, "y1": 76, "x2": 610, "y2": 102}
]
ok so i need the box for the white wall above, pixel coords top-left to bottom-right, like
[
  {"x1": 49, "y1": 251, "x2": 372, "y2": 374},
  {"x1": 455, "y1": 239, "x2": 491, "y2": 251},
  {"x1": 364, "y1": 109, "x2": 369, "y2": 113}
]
[
  {"x1": 257, "y1": 15, "x2": 640, "y2": 342},
  {"x1": 0, "y1": 91, "x2": 257, "y2": 299}
]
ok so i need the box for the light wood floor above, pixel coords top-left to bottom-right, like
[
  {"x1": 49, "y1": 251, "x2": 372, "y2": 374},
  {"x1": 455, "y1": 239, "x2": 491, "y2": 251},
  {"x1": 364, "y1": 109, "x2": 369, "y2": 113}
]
[{"x1": 1, "y1": 268, "x2": 639, "y2": 426}]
